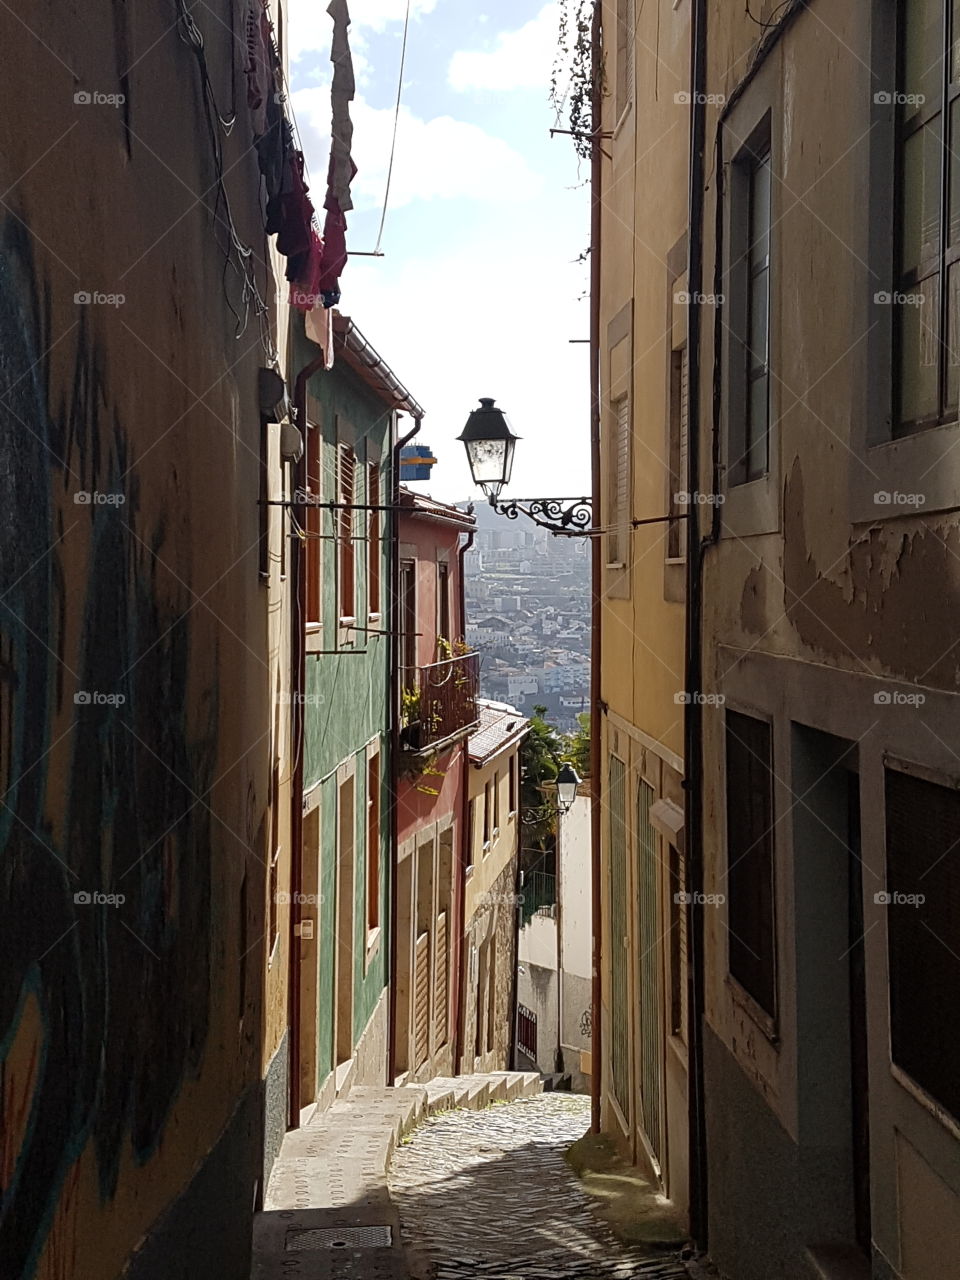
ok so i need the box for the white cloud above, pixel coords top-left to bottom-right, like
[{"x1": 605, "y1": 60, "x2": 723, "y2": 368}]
[
  {"x1": 292, "y1": 88, "x2": 542, "y2": 211},
  {"x1": 448, "y1": 4, "x2": 559, "y2": 93},
  {"x1": 337, "y1": 234, "x2": 590, "y2": 503},
  {"x1": 286, "y1": 0, "x2": 437, "y2": 60}
]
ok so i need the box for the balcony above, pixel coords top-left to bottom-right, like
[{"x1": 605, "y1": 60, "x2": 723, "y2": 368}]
[{"x1": 400, "y1": 651, "x2": 480, "y2": 753}]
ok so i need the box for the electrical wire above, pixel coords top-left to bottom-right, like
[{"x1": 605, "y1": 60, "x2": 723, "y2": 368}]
[
  {"x1": 373, "y1": 0, "x2": 412, "y2": 256},
  {"x1": 175, "y1": 0, "x2": 276, "y2": 360}
]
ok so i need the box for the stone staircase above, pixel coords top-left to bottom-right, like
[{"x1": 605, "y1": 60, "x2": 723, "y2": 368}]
[{"x1": 251, "y1": 1071, "x2": 541, "y2": 1278}]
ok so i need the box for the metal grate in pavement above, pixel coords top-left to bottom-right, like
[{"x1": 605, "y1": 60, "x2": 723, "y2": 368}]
[{"x1": 285, "y1": 1224, "x2": 393, "y2": 1251}]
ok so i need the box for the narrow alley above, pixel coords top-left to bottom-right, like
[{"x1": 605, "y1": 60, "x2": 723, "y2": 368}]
[
  {"x1": 391, "y1": 1093, "x2": 689, "y2": 1280},
  {"x1": 4, "y1": 1, "x2": 960, "y2": 1278},
  {"x1": 254, "y1": 1075, "x2": 692, "y2": 1280}
]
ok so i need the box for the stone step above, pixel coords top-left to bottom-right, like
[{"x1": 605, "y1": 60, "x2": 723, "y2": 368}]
[{"x1": 485, "y1": 1070, "x2": 543, "y2": 1100}]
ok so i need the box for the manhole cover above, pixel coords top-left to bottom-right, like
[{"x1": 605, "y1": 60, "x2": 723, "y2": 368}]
[{"x1": 286, "y1": 1225, "x2": 393, "y2": 1251}]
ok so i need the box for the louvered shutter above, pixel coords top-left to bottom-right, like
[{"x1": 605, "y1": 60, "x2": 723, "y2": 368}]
[
  {"x1": 637, "y1": 779, "x2": 662, "y2": 1160},
  {"x1": 608, "y1": 395, "x2": 630, "y2": 564}
]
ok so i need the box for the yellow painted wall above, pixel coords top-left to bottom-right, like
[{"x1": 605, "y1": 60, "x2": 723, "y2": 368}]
[{"x1": 598, "y1": 0, "x2": 690, "y2": 761}]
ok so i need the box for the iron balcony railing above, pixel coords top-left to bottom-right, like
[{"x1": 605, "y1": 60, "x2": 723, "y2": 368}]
[
  {"x1": 402, "y1": 651, "x2": 480, "y2": 751},
  {"x1": 521, "y1": 870, "x2": 556, "y2": 926}
]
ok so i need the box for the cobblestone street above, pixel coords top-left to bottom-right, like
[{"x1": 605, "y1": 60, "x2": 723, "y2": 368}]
[{"x1": 390, "y1": 1094, "x2": 689, "y2": 1280}]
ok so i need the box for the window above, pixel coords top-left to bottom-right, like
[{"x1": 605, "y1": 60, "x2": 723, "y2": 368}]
[
  {"x1": 725, "y1": 710, "x2": 777, "y2": 1019},
  {"x1": 607, "y1": 394, "x2": 630, "y2": 565},
  {"x1": 729, "y1": 132, "x2": 772, "y2": 485},
  {"x1": 667, "y1": 343, "x2": 689, "y2": 559},
  {"x1": 468, "y1": 798, "x2": 477, "y2": 872},
  {"x1": 437, "y1": 562, "x2": 450, "y2": 645},
  {"x1": 337, "y1": 440, "x2": 356, "y2": 621},
  {"x1": 509, "y1": 754, "x2": 517, "y2": 815},
  {"x1": 368, "y1": 462, "x2": 381, "y2": 617},
  {"x1": 615, "y1": 0, "x2": 635, "y2": 121},
  {"x1": 483, "y1": 779, "x2": 492, "y2": 848},
  {"x1": 885, "y1": 766, "x2": 960, "y2": 1120},
  {"x1": 400, "y1": 559, "x2": 416, "y2": 676},
  {"x1": 493, "y1": 770, "x2": 500, "y2": 834},
  {"x1": 305, "y1": 423, "x2": 322, "y2": 626},
  {"x1": 268, "y1": 759, "x2": 281, "y2": 955},
  {"x1": 894, "y1": 0, "x2": 960, "y2": 432},
  {"x1": 367, "y1": 753, "x2": 380, "y2": 932}
]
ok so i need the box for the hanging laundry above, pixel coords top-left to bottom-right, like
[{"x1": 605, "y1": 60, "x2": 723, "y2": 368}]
[
  {"x1": 256, "y1": 106, "x2": 289, "y2": 209},
  {"x1": 244, "y1": 0, "x2": 274, "y2": 136},
  {"x1": 290, "y1": 229, "x2": 324, "y2": 311},
  {"x1": 267, "y1": 150, "x2": 314, "y2": 266},
  {"x1": 317, "y1": 0, "x2": 358, "y2": 304},
  {"x1": 327, "y1": 0, "x2": 356, "y2": 215}
]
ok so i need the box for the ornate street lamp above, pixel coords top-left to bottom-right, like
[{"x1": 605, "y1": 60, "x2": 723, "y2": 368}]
[
  {"x1": 458, "y1": 397, "x2": 519, "y2": 504},
  {"x1": 458, "y1": 398, "x2": 594, "y2": 536},
  {"x1": 555, "y1": 761, "x2": 582, "y2": 815},
  {"x1": 458, "y1": 397, "x2": 687, "y2": 538}
]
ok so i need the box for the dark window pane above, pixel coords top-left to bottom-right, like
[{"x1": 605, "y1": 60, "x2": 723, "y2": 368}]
[
  {"x1": 725, "y1": 711, "x2": 776, "y2": 1017},
  {"x1": 899, "y1": 276, "x2": 940, "y2": 423},
  {"x1": 903, "y1": 122, "x2": 942, "y2": 274},
  {"x1": 885, "y1": 768, "x2": 960, "y2": 1122},
  {"x1": 906, "y1": 0, "x2": 943, "y2": 106},
  {"x1": 946, "y1": 262, "x2": 960, "y2": 409}
]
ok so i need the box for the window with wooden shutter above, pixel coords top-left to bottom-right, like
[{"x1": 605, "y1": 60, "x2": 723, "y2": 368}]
[
  {"x1": 608, "y1": 755, "x2": 631, "y2": 1118},
  {"x1": 725, "y1": 710, "x2": 777, "y2": 1018},
  {"x1": 728, "y1": 129, "x2": 773, "y2": 486},
  {"x1": 337, "y1": 442, "x2": 356, "y2": 621},
  {"x1": 305, "y1": 423, "x2": 322, "y2": 626},
  {"x1": 885, "y1": 766, "x2": 960, "y2": 1120},
  {"x1": 368, "y1": 462, "x2": 381, "y2": 618},
  {"x1": 636, "y1": 779, "x2": 662, "y2": 1159},
  {"x1": 607, "y1": 394, "x2": 630, "y2": 566},
  {"x1": 367, "y1": 752, "x2": 380, "y2": 933}
]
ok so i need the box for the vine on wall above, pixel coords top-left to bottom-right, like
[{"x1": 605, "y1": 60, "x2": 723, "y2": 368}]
[{"x1": 551, "y1": 0, "x2": 599, "y2": 161}]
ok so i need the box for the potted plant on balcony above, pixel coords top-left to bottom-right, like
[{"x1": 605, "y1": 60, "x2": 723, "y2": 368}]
[{"x1": 400, "y1": 686, "x2": 423, "y2": 751}]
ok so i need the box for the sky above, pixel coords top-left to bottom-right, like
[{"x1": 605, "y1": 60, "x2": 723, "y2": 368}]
[{"x1": 286, "y1": 0, "x2": 591, "y2": 502}]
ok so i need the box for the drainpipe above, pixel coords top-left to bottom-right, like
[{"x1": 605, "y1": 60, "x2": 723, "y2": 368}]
[
  {"x1": 588, "y1": 0, "x2": 604, "y2": 1136},
  {"x1": 288, "y1": 346, "x2": 327, "y2": 1127},
  {"x1": 684, "y1": 0, "x2": 709, "y2": 1251},
  {"x1": 453, "y1": 525, "x2": 476, "y2": 1073},
  {"x1": 555, "y1": 807, "x2": 563, "y2": 1074},
  {"x1": 387, "y1": 413, "x2": 421, "y2": 1086}
]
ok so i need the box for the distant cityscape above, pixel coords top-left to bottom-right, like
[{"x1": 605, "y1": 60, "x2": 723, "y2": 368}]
[{"x1": 460, "y1": 501, "x2": 591, "y2": 733}]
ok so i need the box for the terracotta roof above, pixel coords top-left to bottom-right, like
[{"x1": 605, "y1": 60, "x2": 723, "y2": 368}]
[
  {"x1": 399, "y1": 487, "x2": 476, "y2": 529},
  {"x1": 468, "y1": 699, "x2": 529, "y2": 764}
]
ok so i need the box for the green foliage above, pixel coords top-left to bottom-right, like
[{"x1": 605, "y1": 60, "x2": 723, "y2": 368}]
[
  {"x1": 520, "y1": 705, "x2": 564, "y2": 853},
  {"x1": 400, "y1": 686, "x2": 420, "y2": 727},
  {"x1": 551, "y1": 0, "x2": 599, "y2": 162},
  {"x1": 562, "y1": 711, "x2": 591, "y2": 779}
]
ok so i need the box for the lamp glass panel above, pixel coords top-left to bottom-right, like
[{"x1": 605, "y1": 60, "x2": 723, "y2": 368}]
[{"x1": 467, "y1": 438, "x2": 508, "y2": 485}]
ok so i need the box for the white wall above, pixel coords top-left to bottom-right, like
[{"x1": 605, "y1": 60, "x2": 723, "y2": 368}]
[{"x1": 559, "y1": 794, "x2": 592, "y2": 981}]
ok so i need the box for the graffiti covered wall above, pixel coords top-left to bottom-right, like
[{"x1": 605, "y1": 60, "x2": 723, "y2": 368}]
[{"x1": 0, "y1": 2, "x2": 280, "y2": 1275}]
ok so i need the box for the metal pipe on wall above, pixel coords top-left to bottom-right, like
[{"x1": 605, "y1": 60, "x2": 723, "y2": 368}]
[
  {"x1": 588, "y1": 0, "x2": 604, "y2": 1136},
  {"x1": 454, "y1": 525, "x2": 476, "y2": 1072},
  {"x1": 288, "y1": 346, "x2": 328, "y2": 1127},
  {"x1": 684, "y1": 0, "x2": 709, "y2": 1250},
  {"x1": 387, "y1": 412, "x2": 421, "y2": 1086}
]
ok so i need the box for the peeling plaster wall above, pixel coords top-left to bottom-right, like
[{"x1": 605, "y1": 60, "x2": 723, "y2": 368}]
[{"x1": 695, "y1": 4, "x2": 960, "y2": 1277}]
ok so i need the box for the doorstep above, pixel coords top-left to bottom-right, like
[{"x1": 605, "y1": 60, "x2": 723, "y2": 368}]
[{"x1": 806, "y1": 1244, "x2": 872, "y2": 1280}]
